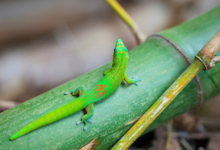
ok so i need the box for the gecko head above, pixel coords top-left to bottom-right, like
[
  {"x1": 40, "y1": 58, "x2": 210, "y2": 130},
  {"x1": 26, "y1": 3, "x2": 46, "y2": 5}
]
[{"x1": 114, "y1": 39, "x2": 129, "y2": 59}]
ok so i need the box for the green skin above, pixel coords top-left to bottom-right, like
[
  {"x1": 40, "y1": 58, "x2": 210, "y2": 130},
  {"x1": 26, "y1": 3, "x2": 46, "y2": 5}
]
[{"x1": 10, "y1": 39, "x2": 141, "y2": 141}]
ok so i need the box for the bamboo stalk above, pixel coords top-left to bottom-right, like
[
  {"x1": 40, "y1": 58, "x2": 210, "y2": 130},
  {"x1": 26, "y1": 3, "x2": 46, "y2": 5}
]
[
  {"x1": 111, "y1": 29, "x2": 220, "y2": 150},
  {"x1": 200, "y1": 29, "x2": 220, "y2": 59},
  {"x1": 106, "y1": 0, "x2": 146, "y2": 44}
]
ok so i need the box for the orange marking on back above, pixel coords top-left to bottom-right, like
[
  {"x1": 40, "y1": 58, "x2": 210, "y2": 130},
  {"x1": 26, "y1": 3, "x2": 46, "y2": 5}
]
[
  {"x1": 100, "y1": 90, "x2": 106, "y2": 96},
  {"x1": 93, "y1": 84, "x2": 101, "y2": 89},
  {"x1": 96, "y1": 85, "x2": 106, "y2": 91},
  {"x1": 97, "y1": 90, "x2": 107, "y2": 98},
  {"x1": 92, "y1": 84, "x2": 107, "y2": 99}
]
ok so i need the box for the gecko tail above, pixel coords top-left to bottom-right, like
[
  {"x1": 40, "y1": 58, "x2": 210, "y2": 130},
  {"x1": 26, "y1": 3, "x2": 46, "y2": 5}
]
[
  {"x1": 10, "y1": 118, "x2": 44, "y2": 141},
  {"x1": 10, "y1": 98, "x2": 85, "y2": 141},
  {"x1": 9, "y1": 112, "x2": 63, "y2": 141}
]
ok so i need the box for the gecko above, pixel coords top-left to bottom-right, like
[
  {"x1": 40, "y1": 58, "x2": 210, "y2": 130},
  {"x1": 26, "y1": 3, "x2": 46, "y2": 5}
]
[{"x1": 10, "y1": 39, "x2": 141, "y2": 141}]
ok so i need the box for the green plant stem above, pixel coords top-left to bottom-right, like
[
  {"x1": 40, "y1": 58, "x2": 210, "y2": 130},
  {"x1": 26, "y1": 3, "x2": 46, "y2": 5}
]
[{"x1": 106, "y1": 0, "x2": 145, "y2": 44}]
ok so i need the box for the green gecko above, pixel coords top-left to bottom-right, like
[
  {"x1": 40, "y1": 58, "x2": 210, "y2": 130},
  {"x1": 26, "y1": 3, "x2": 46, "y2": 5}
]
[{"x1": 10, "y1": 39, "x2": 141, "y2": 141}]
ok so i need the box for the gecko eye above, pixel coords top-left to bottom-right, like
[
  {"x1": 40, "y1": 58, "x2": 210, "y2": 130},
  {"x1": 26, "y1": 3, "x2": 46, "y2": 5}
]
[
  {"x1": 125, "y1": 47, "x2": 128, "y2": 51},
  {"x1": 114, "y1": 48, "x2": 117, "y2": 51}
]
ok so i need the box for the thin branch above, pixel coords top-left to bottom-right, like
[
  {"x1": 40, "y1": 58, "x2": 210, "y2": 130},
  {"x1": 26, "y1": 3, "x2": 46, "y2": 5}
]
[
  {"x1": 209, "y1": 56, "x2": 220, "y2": 68},
  {"x1": 106, "y1": 0, "x2": 146, "y2": 44},
  {"x1": 166, "y1": 120, "x2": 173, "y2": 150}
]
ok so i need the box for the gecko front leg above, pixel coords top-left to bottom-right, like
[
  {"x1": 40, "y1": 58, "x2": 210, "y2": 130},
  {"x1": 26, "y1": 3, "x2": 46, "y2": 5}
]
[
  {"x1": 76, "y1": 104, "x2": 94, "y2": 131},
  {"x1": 124, "y1": 73, "x2": 141, "y2": 86},
  {"x1": 64, "y1": 86, "x2": 86, "y2": 96},
  {"x1": 103, "y1": 69, "x2": 111, "y2": 76}
]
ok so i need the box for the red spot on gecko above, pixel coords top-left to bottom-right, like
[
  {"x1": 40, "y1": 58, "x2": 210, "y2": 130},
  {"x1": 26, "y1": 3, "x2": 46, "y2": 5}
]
[
  {"x1": 97, "y1": 90, "x2": 107, "y2": 98},
  {"x1": 92, "y1": 84, "x2": 107, "y2": 98},
  {"x1": 96, "y1": 85, "x2": 106, "y2": 91},
  {"x1": 100, "y1": 90, "x2": 106, "y2": 96},
  {"x1": 93, "y1": 84, "x2": 101, "y2": 89}
]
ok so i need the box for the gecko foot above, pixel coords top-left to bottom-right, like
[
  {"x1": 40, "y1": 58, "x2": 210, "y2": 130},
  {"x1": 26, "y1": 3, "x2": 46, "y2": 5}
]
[
  {"x1": 76, "y1": 119, "x2": 93, "y2": 131},
  {"x1": 132, "y1": 76, "x2": 141, "y2": 86}
]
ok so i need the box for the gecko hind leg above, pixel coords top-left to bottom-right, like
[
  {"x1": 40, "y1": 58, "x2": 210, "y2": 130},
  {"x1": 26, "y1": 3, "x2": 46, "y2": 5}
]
[
  {"x1": 64, "y1": 86, "x2": 86, "y2": 96},
  {"x1": 76, "y1": 104, "x2": 94, "y2": 131},
  {"x1": 64, "y1": 86, "x2": 93, "y2": 130},
  {"x1": 103, "y1": 69, "x2": 111, "y2": 76}
]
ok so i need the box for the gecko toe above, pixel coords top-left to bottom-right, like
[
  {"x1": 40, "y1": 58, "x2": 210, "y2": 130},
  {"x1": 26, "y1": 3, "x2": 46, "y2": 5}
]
[
  {"x1": 64, "y1": 92, "x2": 69, "y2": 95},
  {"x1": 134, "y1": 82, "x2": 138, "y2": 86},
  {"x1": 76, "y1": 121, "x2": 81, "y2": 125},
  {"x1": 87, "y1": 120, "x2": 93, "y2": 124},
  {"x1": 132, "y1": 76, "x2": 141, "y2": 82},
  {"x1": 83, "y1": 126, "x2": 87, "y2": 131}
]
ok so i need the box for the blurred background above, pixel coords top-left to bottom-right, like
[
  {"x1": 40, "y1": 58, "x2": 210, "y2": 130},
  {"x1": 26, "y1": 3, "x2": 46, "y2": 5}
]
[{"x1": 1, "y1": 0, "x2": 220, "y2": 149}]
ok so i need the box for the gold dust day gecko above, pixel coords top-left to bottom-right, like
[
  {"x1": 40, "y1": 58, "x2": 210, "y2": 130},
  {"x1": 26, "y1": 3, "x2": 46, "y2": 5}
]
[{"x1": 10, "y1": 39, "x2": 141, "y2": 140}]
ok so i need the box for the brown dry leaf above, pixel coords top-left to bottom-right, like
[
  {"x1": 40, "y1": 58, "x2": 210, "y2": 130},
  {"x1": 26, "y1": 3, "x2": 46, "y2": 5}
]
[{"x1": 78, "y1": 137, "x2": 97, "y2": 150}]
